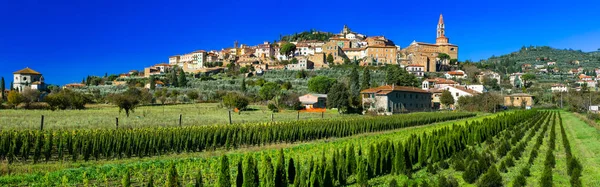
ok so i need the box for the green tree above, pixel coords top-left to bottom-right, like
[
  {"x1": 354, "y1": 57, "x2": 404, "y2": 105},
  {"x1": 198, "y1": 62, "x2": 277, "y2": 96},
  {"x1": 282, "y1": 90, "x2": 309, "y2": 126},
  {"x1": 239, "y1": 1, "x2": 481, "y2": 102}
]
[
  {"x1": 222, "y1": 92, "x2": 249, "y2": 112},
  {"x1": 275, "y1": 149, "x2": 287, "y2": 187},
  {"x1": 349, "y1": 67, "x2": 361, "y2": 101},
  {"x1": 7, "y1": 90, "x2": 24, "y2": 108},
  {"x1": 280, "y1": 43, "x2": 297, "y2": 57},
  {"x1": 259, "y1": 82, "x2": 281, "y2": 101},
  {"x1": 521, "y1": 73, "x2": 536, "y2": 88},
  {"x1": 361, "y1": 68, "x2": 371, "y2": 90},
  {"x1": 149, "y1": 76, "x2": 156, "y2": 90},
  {"x1": 109, "y1": 88, "x2": 144, "y2": 117},
  {"x1": 241, "y1": 78, "x2": 247, "y2": 92},
  {"x1": 1, "y1": 77, "x2": 5, "y2": 101},
  {"x1": 166, "y1": 163, "x2": 180, "y2": 187},
  {"x1": 281, "y1": 82, "x2": 292, "y2": 90},
  {"x1": 170, "y1": 68, "x2": 179, "y2": 87},
  {"x1": 440, "y1": 90, "x2": 455, "y2": 109},
  {"x1": 327, "y1": 82, "x2": 350, "y2": 114},
  {"x1": 327, "y1": 53, "x2": 334, "y2": 64},
  {"x1": 243, "y1": 155, "x2": 259, "y2": 187},
  {"x1": 476, "y1": 165, "x2": 503, "y2": 187},
  {"x1": 195, "y1": 169, "x2": 204, "y2": 187},
  {"x1": 237, "y1": 161, "x2": 244, "y2": 187},
  {"x1": 122, "y1": 169, "x2": 131, "y2": 187},
  {"x1": 296, "y1": 70, "x2": 307, "y2": 79},
  {"x1": 287, "y1": 158, "x2": 296, "y2": 184},
  {"x1": 343, "y1": 57, "x2": 351, "y2": 65},
  {"x1": 385, "y1": 65, "x2": 419, "y2": 87},
  {"x1": 178, "y1": 69, "x2": 187, "y2": 87},
  {"x1": 290, "y1": 58, "x2": 298, "y2": 64},
  {"x1": 187, "y1": 90, "x2": 199, "y2": 102},
  {"x1": 308, "y1": 76, "x2": 336, "y2": 94},
  {"x1": 356, "y1": 158, "x2": 369, "y2": 187},
  {"x1": 218, "y1": 155, "x2": 232, "y2": 187},
  {"x1": 262, "y1": 155, "x2": 275, "y2": 187}
]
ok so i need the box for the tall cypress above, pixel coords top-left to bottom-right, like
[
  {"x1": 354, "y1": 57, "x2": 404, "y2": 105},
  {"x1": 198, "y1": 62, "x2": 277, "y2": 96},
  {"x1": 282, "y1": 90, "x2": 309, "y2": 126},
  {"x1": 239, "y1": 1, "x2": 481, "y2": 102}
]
[
  {"x1": 287, "y1": 158, "x2": 296, "y2": 184},
  {"x1": 1, "y1": 77, "x2": 5, "y2": 101},
  {"x1": 262, "y1": 155, "x2": 275, "y2": 187},
  {"x1": 274, "y1": 149, "x2": 287, "y2": 187},
  {"x1": 170, "y1": 68, "x2": 179, "y2": 87},
  {"x1": 178, "y1": 69, "x2": 187, "y2": 87},
  {"x1": 195, "y1": 169, "x2": 204, "y2": 187},
  {"x1": 237, "y1": 161, "x2": 244, "y2": 187},
  {"x1": 356, "y1": 158, "x2": 368, "y2": 187},
  {"x1": 166, "y1": 163, "x2": 180, "y2": 187},
  {"x1": 361, "y1": 68, "x2": 371, "y2": 90},
  {"x1": 241, "y1": 78, "x2": 247, "y2": 92},
  {"x1": 218, "y1": 155, "x2": 232, "y2": 187},
  {"x1": 346, "y1": 145, "x2": 356, "y2": 175},
  {"x1": 349, "y1": 67, "x2": 360, "y2": 100},
  {"x1": 243, "y1": 155, "x2": 258, "y2": 187}
]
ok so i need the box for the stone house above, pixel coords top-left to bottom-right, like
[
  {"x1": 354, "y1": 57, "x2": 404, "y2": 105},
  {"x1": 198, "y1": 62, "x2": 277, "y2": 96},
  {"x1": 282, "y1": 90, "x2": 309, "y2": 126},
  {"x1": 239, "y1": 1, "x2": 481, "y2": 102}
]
[{"x1": 361, "y1": 85, "x2": 432, "y2": 114}]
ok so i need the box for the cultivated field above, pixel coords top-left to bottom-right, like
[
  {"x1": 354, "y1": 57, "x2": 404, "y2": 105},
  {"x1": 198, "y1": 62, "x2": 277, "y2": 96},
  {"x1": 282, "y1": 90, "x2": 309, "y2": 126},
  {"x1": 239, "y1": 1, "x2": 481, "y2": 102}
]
[
  {"x1": 0, "y1": 103, "x2": 354, "y2": 130},
  {"x1": 0, "y1": 109, "x2": 597, "y2": 186}
]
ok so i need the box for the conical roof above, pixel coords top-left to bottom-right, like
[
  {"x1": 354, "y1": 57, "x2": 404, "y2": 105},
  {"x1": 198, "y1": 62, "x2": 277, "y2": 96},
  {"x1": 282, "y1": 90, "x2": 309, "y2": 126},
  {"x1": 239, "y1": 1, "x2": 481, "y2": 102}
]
[{"x1": 438, "y1": 14, "x2": 444, "y2": 25}]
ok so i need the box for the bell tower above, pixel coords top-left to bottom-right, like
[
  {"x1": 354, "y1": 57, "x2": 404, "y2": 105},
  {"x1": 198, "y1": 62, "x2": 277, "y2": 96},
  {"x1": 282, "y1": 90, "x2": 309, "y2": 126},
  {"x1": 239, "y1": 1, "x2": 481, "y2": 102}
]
[{"x1": 436, "y1": 14, "x2": 449, "y2": 44}]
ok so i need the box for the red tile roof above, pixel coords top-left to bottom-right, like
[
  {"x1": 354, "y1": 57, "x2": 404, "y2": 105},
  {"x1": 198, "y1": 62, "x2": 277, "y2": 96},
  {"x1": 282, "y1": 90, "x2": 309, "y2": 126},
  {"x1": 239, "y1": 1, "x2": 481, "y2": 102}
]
[{"x1": 14, "y1": 67, "x2": 41, "y2": 75}]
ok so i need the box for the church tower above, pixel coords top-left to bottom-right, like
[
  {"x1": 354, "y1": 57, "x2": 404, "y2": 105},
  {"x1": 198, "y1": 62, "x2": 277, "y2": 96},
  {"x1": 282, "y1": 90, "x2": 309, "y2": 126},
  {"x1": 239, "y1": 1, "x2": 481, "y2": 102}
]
[{"x1": 436, "y1": 14, "x2": 449, "y2": 44}]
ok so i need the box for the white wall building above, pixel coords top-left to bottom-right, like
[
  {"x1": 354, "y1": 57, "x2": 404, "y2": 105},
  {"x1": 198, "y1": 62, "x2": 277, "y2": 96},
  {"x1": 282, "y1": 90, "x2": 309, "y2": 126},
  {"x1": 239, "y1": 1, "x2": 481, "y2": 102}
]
[{"x1": 13, "y1": 67, "x2": 45, "y2": 92}]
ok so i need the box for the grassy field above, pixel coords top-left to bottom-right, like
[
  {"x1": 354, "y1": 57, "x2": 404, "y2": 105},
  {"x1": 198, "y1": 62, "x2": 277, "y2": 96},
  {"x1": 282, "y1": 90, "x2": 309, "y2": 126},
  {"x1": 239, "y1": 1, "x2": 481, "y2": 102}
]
[
  {"x1": 0, "y1": 110, "x2": 495, "y2": 186},
  {"x1": 561, "y1": 111, "x2": 600, "y2": 186},
  {"x1": 0, "y1": 103, "x2": 354, "y2": 129}
]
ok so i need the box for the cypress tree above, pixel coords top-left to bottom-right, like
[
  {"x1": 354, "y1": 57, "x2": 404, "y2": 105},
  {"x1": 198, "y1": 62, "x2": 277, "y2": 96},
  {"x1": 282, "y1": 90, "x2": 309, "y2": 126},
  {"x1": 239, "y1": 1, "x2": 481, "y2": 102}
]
[
  {"x1": 346, "y1": 145, "x2": 356, "y2": 175},
  {"x1": 361, "y1": 68, "x2": 371, "y2": 90},
  {"x1": 218, "y1": 155, "x2": 232, "y2": 187},
  {"x1": 9, "y1": 81, "x2": 13, "y2": 91},
  {"x1": 275, "y1": 149, "x2": 287, "y2": 187},
  {"x1": 287, "y1": 158, "x2": 296, "y2": 184},
  {"x1": 166, "y1": 163, "x2": 180, "y2": 187},
  {"x1": 389, "y1": 179, "x2": 398, "y2": 187},
  {"x1": 309, "y1": 163, "x2": 321, "y2": 187},
  {"x1": 237, "y1": 161, "x2": 244, "y2": 187},
  {"x1": 241, "y1": 78, "x2": 247, "y2": 92},
  {"x1": 262, "y1": 155, "x2": 275, "y2": 187},
  {"x1": 294, "y1": 167, "x2": 307, "y2": 187},
  {"x1": 243, "y1": 155, "x2": 258, "y2": 187},
  {"x1": 0, "y1": 77, "x2": 4, "y2": 101},
  {"x1": 148, "y1": 174, "x2": 155, "y2": 187},
  {"x1": 476, "y1": 165, "x2": 502, "y2": 187},
  {"x1": 170, "y1": 68, "x2": 178, "y2": 87},
  {"x1": 356, "y1": 158, "x2": 369, "y2": 187},
  {"x1": 322, "y1": 165, "x2": 334, "y2": 187},
  {"x1": 122, "y1": 169, "x2": 131, "y2": 187},
  {"x1": 149, "y1": 75, "x2": 156, "y2": 90},
  {"x1": 178, "y1": 69, "x2": 187, "y2": 87},
  {"x1": 349, "y1": 66, "x2": 360, "y2": 100}
]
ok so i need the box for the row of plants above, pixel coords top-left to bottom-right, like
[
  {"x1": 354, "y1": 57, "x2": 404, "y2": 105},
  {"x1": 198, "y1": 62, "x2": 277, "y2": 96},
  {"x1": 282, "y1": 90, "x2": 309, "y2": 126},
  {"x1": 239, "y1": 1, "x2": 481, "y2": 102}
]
[
  {"x1": 0, "y1": 111, "x2": 533, "y2": 186},
  {"x1": 558, "y1": 112, "x2": 583, "y2": 186},
  {"x1": 0, "y1": 112, "x2": 475, "y2": 164},
  {"x1": 511, "y1": 111, "x2": 553, "y2": 187}
]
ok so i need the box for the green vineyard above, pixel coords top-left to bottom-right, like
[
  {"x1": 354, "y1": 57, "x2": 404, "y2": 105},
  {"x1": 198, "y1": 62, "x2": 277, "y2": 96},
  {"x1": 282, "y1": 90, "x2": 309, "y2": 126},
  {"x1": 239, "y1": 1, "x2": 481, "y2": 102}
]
[{"x1": 0, "y1": 112, "x2": 474, "y2": 163}]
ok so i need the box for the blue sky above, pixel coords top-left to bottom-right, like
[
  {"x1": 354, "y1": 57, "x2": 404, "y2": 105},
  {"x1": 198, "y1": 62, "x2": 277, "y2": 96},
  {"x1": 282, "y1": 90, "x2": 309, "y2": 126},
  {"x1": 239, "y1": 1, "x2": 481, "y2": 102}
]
[{"x1": 1, "y1": 0, "x2": 599, "y2": 86}]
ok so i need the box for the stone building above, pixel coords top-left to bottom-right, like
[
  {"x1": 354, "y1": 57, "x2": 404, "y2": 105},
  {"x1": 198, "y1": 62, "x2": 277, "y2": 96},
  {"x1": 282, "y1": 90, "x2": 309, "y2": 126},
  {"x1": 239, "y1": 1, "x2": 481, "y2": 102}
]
[
  {"x1": 361, "y1": 85, "x2": 432, "y2": 114},
  {"x1": 13, "y1": 67, "x2": 45, "y2": 92},
  {"x1": 401, "y1": 14, "x2": 458, "y2": 72}
]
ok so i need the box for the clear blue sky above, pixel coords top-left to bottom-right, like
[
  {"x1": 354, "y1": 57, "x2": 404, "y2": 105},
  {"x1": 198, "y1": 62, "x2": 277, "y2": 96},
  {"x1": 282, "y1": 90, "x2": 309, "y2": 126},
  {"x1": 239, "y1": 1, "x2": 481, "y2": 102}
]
[{"x1": 1, "y1": 0, "x2": 599, "y2": 86}]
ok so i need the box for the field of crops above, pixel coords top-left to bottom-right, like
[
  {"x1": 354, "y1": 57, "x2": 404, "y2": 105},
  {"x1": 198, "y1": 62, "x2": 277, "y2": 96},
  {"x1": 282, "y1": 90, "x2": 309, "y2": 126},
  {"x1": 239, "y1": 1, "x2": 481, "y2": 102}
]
[
  {"x1": 0, "y1": 103, "x2": 355, "y2": 130},
  {"x1": 0, "y1": 110, "x2": 597, "y2": 186}
]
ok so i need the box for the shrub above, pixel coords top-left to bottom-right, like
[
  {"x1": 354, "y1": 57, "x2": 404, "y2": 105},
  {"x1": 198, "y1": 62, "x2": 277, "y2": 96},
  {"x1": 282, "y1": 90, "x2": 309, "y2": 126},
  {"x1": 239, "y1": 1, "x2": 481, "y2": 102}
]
[
  {"x1": 505, "y1": 156, "x2": 515, "y2": 167},
  {"x1": 539, "y1": 168, "x2": 553, "y2": 187},
  {"x1": 512, "y1": 175, "x2": 526, "y2": 187},
  {"x1": 476, "y1": 165, "x2": 502, "y2": 187},
  {"x1": 462, "y1": 161, "x2": 479, "y2": 184}
]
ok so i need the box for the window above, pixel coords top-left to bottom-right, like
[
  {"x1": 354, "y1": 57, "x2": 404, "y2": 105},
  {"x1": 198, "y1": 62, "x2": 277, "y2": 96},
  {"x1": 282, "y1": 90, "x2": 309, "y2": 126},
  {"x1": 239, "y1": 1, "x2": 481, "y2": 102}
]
[{"x1": 456, "y1": 93, "x2": 459, "y2": 97}]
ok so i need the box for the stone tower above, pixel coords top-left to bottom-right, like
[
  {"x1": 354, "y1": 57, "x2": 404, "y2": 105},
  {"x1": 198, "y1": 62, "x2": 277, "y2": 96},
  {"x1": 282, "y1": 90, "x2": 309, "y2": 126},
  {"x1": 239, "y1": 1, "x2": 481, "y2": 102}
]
[{"x1": 436, "y1": 14, "x2": 449, "y2": 44}]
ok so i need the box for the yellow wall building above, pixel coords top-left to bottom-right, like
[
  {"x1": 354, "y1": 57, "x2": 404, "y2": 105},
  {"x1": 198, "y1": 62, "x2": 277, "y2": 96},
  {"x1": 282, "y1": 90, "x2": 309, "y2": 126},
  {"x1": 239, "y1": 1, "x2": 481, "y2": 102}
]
[{"x1": 401, "y1": 14, "x2": 458, "y2": 72}]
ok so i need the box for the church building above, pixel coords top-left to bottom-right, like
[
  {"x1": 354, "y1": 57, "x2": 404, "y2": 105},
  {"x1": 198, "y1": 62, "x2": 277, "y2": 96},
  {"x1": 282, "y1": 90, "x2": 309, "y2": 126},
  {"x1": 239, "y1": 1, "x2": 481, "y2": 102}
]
[{"x1": 401, "y1": 14, "x2": 458, "y2": 72}]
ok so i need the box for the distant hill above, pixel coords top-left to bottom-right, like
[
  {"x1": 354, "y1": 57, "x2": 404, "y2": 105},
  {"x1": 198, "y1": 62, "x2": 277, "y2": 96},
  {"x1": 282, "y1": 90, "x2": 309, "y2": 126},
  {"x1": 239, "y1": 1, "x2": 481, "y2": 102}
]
[
  {"x1": 477, "y1": 46, "x2": 600, "y2": 74},
  {"x1": 279, "y1": 29, "x2": 334, "y2": 42}
]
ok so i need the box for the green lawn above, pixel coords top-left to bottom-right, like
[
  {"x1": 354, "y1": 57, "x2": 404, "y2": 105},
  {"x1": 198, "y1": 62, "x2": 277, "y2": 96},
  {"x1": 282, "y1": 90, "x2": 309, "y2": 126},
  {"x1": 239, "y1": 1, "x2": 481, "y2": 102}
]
[
  {"x1": 561, "y1": 111, "x2": 600, "y2": 186},
  {"x1": 0, "y1": 103, "x2": 352, "y2": 129}
]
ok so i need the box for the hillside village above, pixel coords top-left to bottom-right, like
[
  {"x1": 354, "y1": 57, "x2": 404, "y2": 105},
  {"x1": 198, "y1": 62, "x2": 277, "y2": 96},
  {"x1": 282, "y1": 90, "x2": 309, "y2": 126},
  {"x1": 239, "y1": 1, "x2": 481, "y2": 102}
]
[{"x1": 2, "y1": 14, "x2": 600, "y2": 114}]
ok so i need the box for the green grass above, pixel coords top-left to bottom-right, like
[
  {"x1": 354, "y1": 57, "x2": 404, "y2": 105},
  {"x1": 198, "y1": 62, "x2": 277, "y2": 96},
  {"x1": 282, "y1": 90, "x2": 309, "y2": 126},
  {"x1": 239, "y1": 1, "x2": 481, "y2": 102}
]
[
  {"x1": 0, "y1": 111, "x2": 499, "y2": 186},
  {"x1": 0, "y1": 103, "x2": 353, "y2": 129},
  {"x1": 561, "y1": 111, "x2": 600, "y2": 186}
]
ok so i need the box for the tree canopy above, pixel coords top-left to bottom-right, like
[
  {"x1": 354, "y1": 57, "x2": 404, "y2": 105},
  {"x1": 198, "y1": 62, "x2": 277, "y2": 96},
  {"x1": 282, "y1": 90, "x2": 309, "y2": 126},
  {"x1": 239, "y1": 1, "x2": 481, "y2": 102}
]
[
  {"x1": 440, "y1": 90, "x2": 455, "y2": 109},
  {"x1": 308, "y1": 76, "x2": 336, "y2": 94},
  {"x1": 259, "y1": 82, "x2": 281, "y2": 101},
  {"x1": 385, "y1": 65, "x2": 419, "y2": 87}
]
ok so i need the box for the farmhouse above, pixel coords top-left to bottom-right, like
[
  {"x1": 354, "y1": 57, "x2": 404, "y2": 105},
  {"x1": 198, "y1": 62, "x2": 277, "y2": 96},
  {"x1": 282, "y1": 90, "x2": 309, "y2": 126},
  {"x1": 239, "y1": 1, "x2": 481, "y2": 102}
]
[
  {"x1": 504, "y1": 93, "x2": 534, "y2": 108},
  {"x1": 361, "y1": 85, "x2": 432, "y2": 114},
  {"x1": 13, "y1": 67, "x2": 46, "y2": 92},
  {"x1": 430, "y1": 85, "x2": 481, "y2": 109},
  {"x1": 298, "y1": 94, "x2": 327, "y2": 109}
]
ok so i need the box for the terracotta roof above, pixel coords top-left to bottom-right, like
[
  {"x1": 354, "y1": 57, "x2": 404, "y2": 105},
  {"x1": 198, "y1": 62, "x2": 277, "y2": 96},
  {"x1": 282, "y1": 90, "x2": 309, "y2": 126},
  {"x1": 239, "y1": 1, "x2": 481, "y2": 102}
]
[
  {"x1": 155, "y1": 80, "x2": 165, "y2": 85},
  {"x1": 425, "y1": 78, "x2": 457, "y2": 85},
  {"x1": 330, "y1": 38, "x2": 349, "y2": 41},
  {"x1": 447, "y1": 71, "x2": 464, "y2": 75},
  {"x1": 360, "y1": 85, "x2": 430, "y2": 94},
  {"x1": 14, "y1": 67, "x2": 41, "y2": 75},
  {"x1": 31, "y1": 81, "x2": 42, "y2": 85},
  {"x1": 155, "y1": 63, "x2": 171, "y2": 67},
  {"x1": 438, "y1": 14, "x2": 444, "y2": 25}
]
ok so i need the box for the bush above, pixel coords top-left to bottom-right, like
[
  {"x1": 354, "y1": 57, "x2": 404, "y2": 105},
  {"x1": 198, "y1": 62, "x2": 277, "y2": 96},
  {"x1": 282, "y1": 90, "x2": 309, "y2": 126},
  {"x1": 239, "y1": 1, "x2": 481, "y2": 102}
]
[
  {"x1": 452, "y1": 158, "x2": 465, "y2": 171},
  {"x1": 520, "y1": 167, "x2": 530, "y2": 177},
  {"x1": 512, "y1": 175, "x2": 526, "y2": 187},
  {"x1": 476, "y1": 165, "x2": 502, "y2": 187},
  {"x1": 462, "y1": 162, "x2": 479, "y2": 184},
  {"x1": 539, "y1": 168, "x2": 553, "y2": 187},
  {"x1": 505, "y1": 156, "x2": 515, "y2": 167}
]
